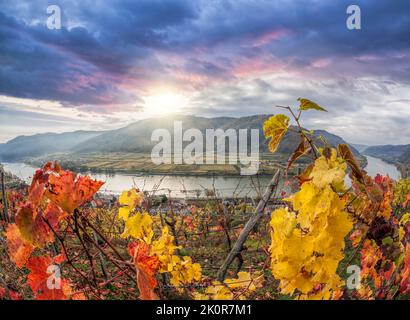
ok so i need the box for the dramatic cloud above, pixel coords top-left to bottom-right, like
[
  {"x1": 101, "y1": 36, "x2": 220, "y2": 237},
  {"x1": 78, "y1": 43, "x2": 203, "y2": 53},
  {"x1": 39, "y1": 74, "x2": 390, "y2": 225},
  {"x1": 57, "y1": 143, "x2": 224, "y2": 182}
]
[{"x1": 0, "y1": 0, "x2": 409, "y2": 144}]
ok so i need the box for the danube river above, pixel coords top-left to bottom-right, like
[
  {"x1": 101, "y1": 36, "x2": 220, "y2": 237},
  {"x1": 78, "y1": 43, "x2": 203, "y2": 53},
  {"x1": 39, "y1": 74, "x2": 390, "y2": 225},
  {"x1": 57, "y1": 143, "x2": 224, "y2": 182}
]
[{"x1": 2, "y1": 155, "x2": 400, "y2": 198}]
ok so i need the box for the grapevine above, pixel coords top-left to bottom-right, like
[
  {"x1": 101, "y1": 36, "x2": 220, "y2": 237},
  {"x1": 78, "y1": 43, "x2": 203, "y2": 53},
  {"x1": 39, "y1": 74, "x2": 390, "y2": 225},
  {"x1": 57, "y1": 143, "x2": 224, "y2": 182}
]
[{"x1": 0, "y1": 98, "x2": 409, "y2": 300}]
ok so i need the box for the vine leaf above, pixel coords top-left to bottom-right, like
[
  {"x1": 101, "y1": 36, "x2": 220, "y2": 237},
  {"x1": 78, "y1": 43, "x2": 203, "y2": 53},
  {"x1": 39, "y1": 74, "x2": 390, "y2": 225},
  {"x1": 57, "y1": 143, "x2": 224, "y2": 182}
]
[
  {"x1": 46, "y1": 170, "x2": 104, "y2": 214},
  {"x1": 338, "y1": 144, "x2": 364, "y2": 184},
  {"x1": 15, "y1": 203, "x2": 54, "y2": 247},
  {"x1": 28, "y1": 162, "x2": 61, "y2": 206},
  {"x1": 287, "y1": 135, "x2": 311, "y2": 171},
  {"x1": 296, "y1": 163, "x2": 314, "y2": 186},
  {"x1": 128, "y1": 241, "x2": 160, "y2": 300},
  {"x1": 298, "y1": 98, "x2": 327, "y2": 112},
  {"x1": 263, "y1": 114, "x2": 290, "y2": 153},
  {"x1": 27, "y1": 255, "x2": 72, "y2": 300},
  {"x1": 4, "y1": 224, "x2": 34, "y2": 268},
  {"x1": 118, "y1": 188, "x2": 144, "y2": 221}
]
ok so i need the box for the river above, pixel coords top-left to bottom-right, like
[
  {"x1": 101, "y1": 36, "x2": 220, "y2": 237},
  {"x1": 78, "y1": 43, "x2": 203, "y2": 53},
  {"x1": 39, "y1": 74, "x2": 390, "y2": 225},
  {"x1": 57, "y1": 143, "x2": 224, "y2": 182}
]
[
  {"x1": 363, "y1": 156, "x2": 401, "y2": 180},
  {"x1": 1, "y1": 162, "x2": 276, "y2": 198},
  {"x1": 2, "y1": 155, "x2": 401, "y2": 198}
]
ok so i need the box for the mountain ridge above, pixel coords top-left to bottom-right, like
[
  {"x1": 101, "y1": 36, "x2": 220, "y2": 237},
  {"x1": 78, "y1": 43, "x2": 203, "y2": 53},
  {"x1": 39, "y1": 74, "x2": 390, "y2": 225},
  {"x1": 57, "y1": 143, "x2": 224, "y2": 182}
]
[
  {"x1": 363, "y1": 144, "x2": 410, "y2": 165},
  {"x1": 0, "y1": 130, "x2": 104, "y2": 161},
  {"x1": 1, "y1": 114, "x2": 361, "y2": 162}
]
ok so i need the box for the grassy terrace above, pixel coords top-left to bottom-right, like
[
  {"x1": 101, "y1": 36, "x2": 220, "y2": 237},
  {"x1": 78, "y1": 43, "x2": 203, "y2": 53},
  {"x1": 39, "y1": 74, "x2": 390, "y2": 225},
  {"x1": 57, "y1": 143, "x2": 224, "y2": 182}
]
[{"x1": 26, "y1": 152, "x2": 299, "y2": 176}]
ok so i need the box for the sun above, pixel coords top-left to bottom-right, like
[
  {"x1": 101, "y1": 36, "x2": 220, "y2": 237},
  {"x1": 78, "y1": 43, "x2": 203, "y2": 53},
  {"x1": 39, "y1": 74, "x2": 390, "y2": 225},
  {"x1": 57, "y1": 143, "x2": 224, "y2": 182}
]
[{"x1": 143, "y1": 91, "x2": 188, "y2": 116}]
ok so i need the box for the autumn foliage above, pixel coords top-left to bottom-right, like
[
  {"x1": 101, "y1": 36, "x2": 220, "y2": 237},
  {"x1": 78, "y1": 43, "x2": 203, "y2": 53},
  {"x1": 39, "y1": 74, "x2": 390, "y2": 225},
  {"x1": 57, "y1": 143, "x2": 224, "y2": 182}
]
[
  {"x1": 1, "y1": 98, "x2": 410, "y2": 300},
  {"x1": 2, "y1": 163, "x2": 103, "y2": 299}
]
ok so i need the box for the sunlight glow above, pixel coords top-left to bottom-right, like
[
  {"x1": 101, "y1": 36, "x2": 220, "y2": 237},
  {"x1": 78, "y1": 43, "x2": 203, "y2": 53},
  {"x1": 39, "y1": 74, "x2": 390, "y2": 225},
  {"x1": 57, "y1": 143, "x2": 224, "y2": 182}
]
[{"x1": 143, "y1": 91, "x2": 188, "y2": 116}]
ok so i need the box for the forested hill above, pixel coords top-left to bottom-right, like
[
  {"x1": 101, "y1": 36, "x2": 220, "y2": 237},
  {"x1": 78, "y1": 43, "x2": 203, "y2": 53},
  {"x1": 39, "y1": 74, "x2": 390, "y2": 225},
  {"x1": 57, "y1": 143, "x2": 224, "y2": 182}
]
[{"x1": 0, "y1": 115, "x2": 361, "y2": 161}]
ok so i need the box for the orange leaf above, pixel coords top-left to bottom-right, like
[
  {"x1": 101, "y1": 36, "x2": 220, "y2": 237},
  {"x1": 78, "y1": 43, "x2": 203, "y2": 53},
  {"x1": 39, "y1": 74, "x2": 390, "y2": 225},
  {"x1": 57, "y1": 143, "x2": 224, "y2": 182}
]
[
  {"x1": 128, "y1": 241, "x2": 160, "y2": 300},
  {"x1": 4, "y1": 224, "x2": 34, "y2": 268},
  {"x1": 400, "y1": 244, "x2": 410, "y2": 294},
  {"x1": 28, "y1": 162, "x2": 61, "y2": 206},
  {"x1": 53, "y1": 253, "x2": 67, "y2": 265},
  {"x1": 27, "y1": 255, "x2": 72, "y2": 300},
  {"x1": 15, "y1": 203, "x2": 54, "y2": 247},
  {"x1": 71, "y1": 292, "x2": 87, "y2": 300},
  {"x1": 46, "y1": 170, "x2": 104, "y2": 214},
  {"x1": 44, "y1": 202, "x2": 67, "y2": 230}
]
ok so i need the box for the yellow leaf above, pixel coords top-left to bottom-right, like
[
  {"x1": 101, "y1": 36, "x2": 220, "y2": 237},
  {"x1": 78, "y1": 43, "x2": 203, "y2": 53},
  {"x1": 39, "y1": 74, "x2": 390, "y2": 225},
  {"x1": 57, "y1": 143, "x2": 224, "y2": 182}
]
[
  {"x1": 118, "y1": 188, "x2": 143, "y2": 221},
  {"x1": 121, "y1": 212, "x2": 153, "y2": 243},
  {"x1": 119, "y1": 188, "x2": 143, "y2": 208},
  {"x1": 298, "y1": 98, "x2": 327, "y2": 112},
  {"x1": 269, "y1": 150, "x2": 352, "y2": 299},
  {"x1": 151, "y1": 226, "x2": 180, "y2": 272},
  {"x1": 309, "y1": 149, "x2": 346, "y2": 190},
  {"x1": 224, "y1": 272, "x2": 254, "y2": 291},
  {"x1": 270, "y1": 208, "x2": 297, "y2": 238},
  {"x1": 118, "y1": 207, "x2": 131, "y2": 221},
  {"x1": 263, "y1": 114, "x2": 290, "y2": 153},
  {"x1": 205, "y1": 283, "x2": 233, "y2": 300},
  {"x1": 193, "y1": 292, "x2": 210, "y2": 300}
]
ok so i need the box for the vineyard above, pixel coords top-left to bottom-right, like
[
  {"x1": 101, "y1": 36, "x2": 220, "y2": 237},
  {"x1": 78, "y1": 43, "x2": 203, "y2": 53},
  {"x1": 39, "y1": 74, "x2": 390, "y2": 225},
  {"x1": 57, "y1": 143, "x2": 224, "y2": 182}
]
[{"x1": 1, "y1": 99, "x2": 410, "y2": 301}]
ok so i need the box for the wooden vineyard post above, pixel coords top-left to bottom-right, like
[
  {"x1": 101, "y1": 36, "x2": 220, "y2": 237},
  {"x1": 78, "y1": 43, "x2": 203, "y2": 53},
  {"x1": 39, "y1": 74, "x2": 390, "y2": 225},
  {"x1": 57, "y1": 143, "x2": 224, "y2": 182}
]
[
  {"x1": 94, "y1": 215, "x2": 108, "y2": 280},
  {"x1": 1, "y1": 168, "x2": 10, "y2": 224},
  {"x1": 217, "y1": 169, "x2": 281, "y2": 282}
]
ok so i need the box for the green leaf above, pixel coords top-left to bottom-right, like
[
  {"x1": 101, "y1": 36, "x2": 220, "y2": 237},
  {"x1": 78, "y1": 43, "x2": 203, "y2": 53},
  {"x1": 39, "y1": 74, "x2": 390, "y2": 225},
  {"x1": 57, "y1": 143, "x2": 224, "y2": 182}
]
[
  {"x1": 298, "y1": 98, "x2": 327, "y2": 112},
  {"x1": 395, "y1": 253, "x2": 405, "y2": 266},
  {"x1": 382, "y1": 236, "x2": 393, "y2": 245}
]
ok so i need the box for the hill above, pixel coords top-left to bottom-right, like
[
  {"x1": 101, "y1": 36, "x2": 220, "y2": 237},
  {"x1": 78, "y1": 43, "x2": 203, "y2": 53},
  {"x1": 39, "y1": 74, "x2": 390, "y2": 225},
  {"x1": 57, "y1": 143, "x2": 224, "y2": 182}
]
[
  {"x1": 73, "y1": 114, "x2": 361, "y2": 156},
  {"x1": 363, "y1": 144, "x2": 410, "y2": 164},
  {"x1": 350, "y1": 143, "x2": 369, "y2": 153},
  {"x1": 399, "y1": 148, "x2": 410, "y2": 164},
  {"x1": 0, "y1": 115, "x2": 361, "y2": 164},
  {"x1": 0, "y1": 131, "x2": 103, "y2": 161}
]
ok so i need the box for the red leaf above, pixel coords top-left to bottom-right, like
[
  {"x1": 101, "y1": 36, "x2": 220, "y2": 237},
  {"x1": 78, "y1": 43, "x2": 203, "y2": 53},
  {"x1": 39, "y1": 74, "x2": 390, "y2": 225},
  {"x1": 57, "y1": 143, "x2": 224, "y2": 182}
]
[
  {"x1": 46, "y1": 170, "x2": 104, "y2": 214},
  {"x1": 27, "y1": 255, "x2": 72, "y2": 300},
  {"x1": 0, "y1": 287, "x2": 6, "y2": 299},
  {"x1": 9, "y1": 290, "x2": 22, "y2": 300}
]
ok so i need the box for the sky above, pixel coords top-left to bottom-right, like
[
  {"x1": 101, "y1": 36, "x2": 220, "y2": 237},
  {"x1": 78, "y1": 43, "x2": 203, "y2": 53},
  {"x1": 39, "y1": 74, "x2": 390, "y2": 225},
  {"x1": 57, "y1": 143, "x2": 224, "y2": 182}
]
[{"x1": 0, "y1": 0, "x2": 409, "y2": 145}]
